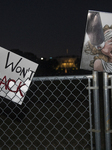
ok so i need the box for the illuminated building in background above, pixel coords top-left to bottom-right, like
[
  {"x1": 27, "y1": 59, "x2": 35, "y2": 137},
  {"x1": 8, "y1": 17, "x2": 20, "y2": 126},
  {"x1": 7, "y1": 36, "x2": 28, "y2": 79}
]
[{"x1": 56, "y1": 56, "x2": 79, "y2": 74}]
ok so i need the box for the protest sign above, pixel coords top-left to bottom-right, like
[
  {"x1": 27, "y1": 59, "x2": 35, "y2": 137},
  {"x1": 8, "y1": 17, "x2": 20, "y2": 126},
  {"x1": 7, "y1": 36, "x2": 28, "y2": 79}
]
[
  {"x1": 0, "y1": 47, "x2": 38, "y2": 105},
  {"x1": 80, "y1": 10, "x2": 112, "y2": 73}
]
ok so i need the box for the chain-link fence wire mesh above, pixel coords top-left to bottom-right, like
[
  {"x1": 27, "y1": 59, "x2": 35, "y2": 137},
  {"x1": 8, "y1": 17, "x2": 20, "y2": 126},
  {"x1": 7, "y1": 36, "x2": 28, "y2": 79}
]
[{"x1": 0, "y1": 75, "x2": 93, "y2": 150}]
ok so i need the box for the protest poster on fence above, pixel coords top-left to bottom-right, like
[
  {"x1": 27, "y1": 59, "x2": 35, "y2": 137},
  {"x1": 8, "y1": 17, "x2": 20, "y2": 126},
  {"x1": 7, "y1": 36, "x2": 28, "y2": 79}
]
[
  {"x1": 0, "y1": 47, "x2": 38, "y2": 105},
  {"x1": 80, "y1": 10, "x2": 112, "y2": 73}
]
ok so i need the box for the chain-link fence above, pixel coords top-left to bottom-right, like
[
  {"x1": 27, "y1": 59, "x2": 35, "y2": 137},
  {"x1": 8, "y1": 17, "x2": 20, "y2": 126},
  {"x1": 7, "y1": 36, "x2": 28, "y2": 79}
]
[{"x1": 0, "y1": 75, "x2": 94, "y2": 150}]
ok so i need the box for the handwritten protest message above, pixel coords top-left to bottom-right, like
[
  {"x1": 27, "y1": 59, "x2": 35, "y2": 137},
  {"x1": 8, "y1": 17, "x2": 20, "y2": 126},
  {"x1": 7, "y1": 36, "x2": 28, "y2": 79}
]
[{"x1": 0, "y1": 47, "x2": 38, "y2": 105}]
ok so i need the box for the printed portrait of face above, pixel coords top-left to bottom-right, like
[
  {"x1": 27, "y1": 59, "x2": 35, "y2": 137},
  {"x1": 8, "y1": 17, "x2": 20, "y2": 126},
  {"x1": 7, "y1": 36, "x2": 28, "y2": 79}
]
[
  {"x1": 94, "y1": 29, "x2": 112, "y2": 72},
  {"x1": 101, "y1": 35, "x2": 112, "y2": 62},
  {"x1": 80, "y1": 10, "x2": 112, "y2": 73}
]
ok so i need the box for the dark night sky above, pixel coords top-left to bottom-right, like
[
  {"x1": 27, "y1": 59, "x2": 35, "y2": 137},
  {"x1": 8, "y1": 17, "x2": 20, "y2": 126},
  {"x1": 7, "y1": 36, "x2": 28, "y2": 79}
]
[{"x1": 0, "y1": 0, "x2": 112, "y2": 58}]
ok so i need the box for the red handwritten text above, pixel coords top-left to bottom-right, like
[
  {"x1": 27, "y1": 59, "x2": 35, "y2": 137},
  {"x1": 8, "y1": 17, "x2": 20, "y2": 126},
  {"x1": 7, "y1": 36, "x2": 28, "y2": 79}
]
[{"x1": 0, "y1": 76, "x2": 26, "y2": 97}]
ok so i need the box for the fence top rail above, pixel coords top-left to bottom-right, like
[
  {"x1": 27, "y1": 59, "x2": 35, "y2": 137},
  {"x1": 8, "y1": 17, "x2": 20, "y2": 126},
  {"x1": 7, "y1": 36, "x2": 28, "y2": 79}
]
[
  {"x1": 108, "y1": 74, "x2": 112, "y2": 79},
  {"x1": 33, "y1": 75, "x2": 93, "y2": 81}
]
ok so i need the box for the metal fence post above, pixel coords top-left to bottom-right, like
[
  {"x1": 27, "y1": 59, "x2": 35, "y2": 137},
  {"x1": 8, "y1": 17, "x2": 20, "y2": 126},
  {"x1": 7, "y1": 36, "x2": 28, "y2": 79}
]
[
  {"x1": 103, "y1": 72, "x2": 111, "y2": 150},
  {"x1": 93, "y1": 71, "x2": 101, "y2": 150}
]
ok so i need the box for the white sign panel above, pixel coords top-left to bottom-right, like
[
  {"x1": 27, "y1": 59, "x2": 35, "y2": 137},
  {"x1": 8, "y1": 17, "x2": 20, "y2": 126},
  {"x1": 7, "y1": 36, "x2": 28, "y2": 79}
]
[
  {"x1": 0, "y1": 47, "x2": 38, "y2": 105},
  {"x1": 80, "y1": 10, "x2": 112, "y2": 73}
]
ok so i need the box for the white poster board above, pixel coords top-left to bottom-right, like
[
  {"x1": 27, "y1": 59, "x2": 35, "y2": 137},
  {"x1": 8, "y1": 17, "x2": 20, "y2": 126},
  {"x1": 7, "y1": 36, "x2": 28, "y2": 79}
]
[
  {"x1": 80, "y1": 10, "x2": 112, "y2": 73},
  {"x1": 0, "y1": 47, "x2": 38, "y2": 105}
]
